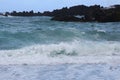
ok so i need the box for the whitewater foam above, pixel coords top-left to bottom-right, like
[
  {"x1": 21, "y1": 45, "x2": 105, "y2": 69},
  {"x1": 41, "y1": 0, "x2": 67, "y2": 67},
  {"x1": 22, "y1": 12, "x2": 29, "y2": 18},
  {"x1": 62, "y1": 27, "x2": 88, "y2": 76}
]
[{"x1": 0, "y1": 40, "x2": 120, "y2": 65}]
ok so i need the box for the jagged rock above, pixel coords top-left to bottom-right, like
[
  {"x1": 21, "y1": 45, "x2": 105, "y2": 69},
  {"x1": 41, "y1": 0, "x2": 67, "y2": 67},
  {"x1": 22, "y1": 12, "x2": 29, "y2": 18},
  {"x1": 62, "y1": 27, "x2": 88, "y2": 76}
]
[
  {"x1": 51, "y1": 15, "x2": 84, "y2": 22},
  {"x1": 2, "y1": 4, "x2": 120, "y2": 22}
]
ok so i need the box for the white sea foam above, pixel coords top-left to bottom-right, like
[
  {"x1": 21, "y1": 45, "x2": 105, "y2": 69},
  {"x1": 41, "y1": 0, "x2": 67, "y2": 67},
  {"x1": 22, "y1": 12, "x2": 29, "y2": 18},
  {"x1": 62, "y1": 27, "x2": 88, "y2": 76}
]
[
  {"x1": 0, "y1": 40, "x2": 120, "y2": 65},
  {"x1": 97, "y1": 29, "x2": 106, "y2": 33}
]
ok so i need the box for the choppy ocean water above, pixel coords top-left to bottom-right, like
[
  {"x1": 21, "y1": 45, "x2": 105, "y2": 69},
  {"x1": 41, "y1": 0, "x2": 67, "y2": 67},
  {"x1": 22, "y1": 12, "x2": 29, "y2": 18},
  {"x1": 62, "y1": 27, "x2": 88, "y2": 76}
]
[{"x1": 0, "y1": 16, "x2": 120, "y2": 80}]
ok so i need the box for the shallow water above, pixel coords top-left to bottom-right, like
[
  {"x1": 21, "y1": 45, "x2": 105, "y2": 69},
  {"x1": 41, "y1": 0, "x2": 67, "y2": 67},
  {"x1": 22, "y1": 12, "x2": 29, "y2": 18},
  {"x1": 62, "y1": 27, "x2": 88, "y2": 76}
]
[
  {"x1": 0, "y1": 16, "x2": 120, "y2": 80},
  {"x1": 0, "y1": 64, "x2": 120, "y2": 80}
]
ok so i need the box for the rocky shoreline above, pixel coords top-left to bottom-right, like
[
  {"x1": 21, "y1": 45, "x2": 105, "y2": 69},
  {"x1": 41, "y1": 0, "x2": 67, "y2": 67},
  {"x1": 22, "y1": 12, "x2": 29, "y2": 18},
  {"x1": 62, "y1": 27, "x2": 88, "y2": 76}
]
[{"x1": 1, "y1": 5, "x2": 120, "y2": 22}]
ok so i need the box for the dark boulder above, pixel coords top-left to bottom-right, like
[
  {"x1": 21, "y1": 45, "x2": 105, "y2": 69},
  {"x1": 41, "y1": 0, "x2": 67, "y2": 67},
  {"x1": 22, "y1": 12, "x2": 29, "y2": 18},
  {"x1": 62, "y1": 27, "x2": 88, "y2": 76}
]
[{"x1": 51, "y1": 15, "x2": 84, "y2": 22}]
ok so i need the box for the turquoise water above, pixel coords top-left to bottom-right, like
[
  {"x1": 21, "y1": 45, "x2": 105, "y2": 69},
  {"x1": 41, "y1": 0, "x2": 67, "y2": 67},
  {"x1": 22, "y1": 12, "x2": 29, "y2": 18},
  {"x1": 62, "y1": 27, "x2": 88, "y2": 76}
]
[
  {"x1": 0, "y1": 16, "x2": 120, "y2": 80},
  {"x1": 0, "y1": 16, "x2": 120, "y2": 50}
]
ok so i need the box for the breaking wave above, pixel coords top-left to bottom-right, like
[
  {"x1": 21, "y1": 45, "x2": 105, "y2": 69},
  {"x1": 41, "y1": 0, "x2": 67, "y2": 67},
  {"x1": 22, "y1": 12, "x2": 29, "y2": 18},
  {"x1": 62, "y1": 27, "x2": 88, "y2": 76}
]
[
  {"x1": 0, "y1": 40, "x2": 120, "y2": 65},
  {"x1": 0, "y1": 16, "x2": 120, "y2": 65}
]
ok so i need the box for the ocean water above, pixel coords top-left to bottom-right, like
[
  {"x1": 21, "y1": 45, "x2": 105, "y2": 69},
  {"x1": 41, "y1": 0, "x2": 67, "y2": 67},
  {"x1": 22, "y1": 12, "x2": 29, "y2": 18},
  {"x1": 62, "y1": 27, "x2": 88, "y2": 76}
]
[{"x1": 0, "y1": 16, "x2": 120, "y2": 80}]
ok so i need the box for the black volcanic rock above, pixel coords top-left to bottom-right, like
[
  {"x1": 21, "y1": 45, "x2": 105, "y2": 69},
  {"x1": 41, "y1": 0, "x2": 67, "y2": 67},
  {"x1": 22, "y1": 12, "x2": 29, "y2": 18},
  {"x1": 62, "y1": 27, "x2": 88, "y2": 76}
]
[
  {"x1": 3, "y1": 4, "x2": 120, "y2": 22},
  {"x1": 50, "y1": 5, "x2": 120, "y2": 22},
  {"x1": 51, "y1": 15, "x2": 84, "y2": 22},
  {"x1": 9, "y1": 10, "x2": 42, "y2": 16}
]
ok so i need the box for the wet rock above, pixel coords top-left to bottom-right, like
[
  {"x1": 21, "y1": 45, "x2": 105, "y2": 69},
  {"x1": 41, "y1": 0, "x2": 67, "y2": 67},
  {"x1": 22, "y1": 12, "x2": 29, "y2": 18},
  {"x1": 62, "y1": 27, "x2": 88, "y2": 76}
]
[{"x1": 51, "y1": 15, "x2": 83, "y2": 22}]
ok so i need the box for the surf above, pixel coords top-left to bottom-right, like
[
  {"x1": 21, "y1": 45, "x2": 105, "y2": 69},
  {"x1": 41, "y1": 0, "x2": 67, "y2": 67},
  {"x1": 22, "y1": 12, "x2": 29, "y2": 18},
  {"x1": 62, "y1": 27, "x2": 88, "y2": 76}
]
[{"x1": 0, "y1": 40, "x2": 120, "y2": 65}]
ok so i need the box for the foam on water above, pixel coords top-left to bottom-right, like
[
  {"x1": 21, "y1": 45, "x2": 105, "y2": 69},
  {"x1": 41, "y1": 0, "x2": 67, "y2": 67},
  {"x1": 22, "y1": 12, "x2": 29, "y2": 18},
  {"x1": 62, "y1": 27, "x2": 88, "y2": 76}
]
[
  {"x1": 0, "y1": 17, "x2": 120, "y2": 65},
  {"x1": 0, "y1": 64, "x2": 120, "y2": 80},
  {"x1": 0, "y1": 16, "x2": 120, "y2": 80},
  {"x1": 0, "y1": 40, "x2": 120, "y2": 65}
]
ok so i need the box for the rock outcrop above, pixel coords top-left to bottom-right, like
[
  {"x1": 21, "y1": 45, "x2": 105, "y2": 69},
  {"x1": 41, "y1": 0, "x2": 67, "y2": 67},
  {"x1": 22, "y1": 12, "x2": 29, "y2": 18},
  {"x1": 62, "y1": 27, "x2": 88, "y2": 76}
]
[
  {"x1": 51, "y1": 15, "x2": 84, "y2": 22},
  {"x1": 3, "y1": 4, "x2": 120, "y2": 22}
]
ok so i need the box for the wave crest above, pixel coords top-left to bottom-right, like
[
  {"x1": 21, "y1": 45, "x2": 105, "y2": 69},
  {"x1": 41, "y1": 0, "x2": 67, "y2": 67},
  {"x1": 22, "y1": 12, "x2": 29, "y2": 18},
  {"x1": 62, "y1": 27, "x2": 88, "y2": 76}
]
[{"x1": 0, "y1": 40, "x2": 120, "y2": 65}]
